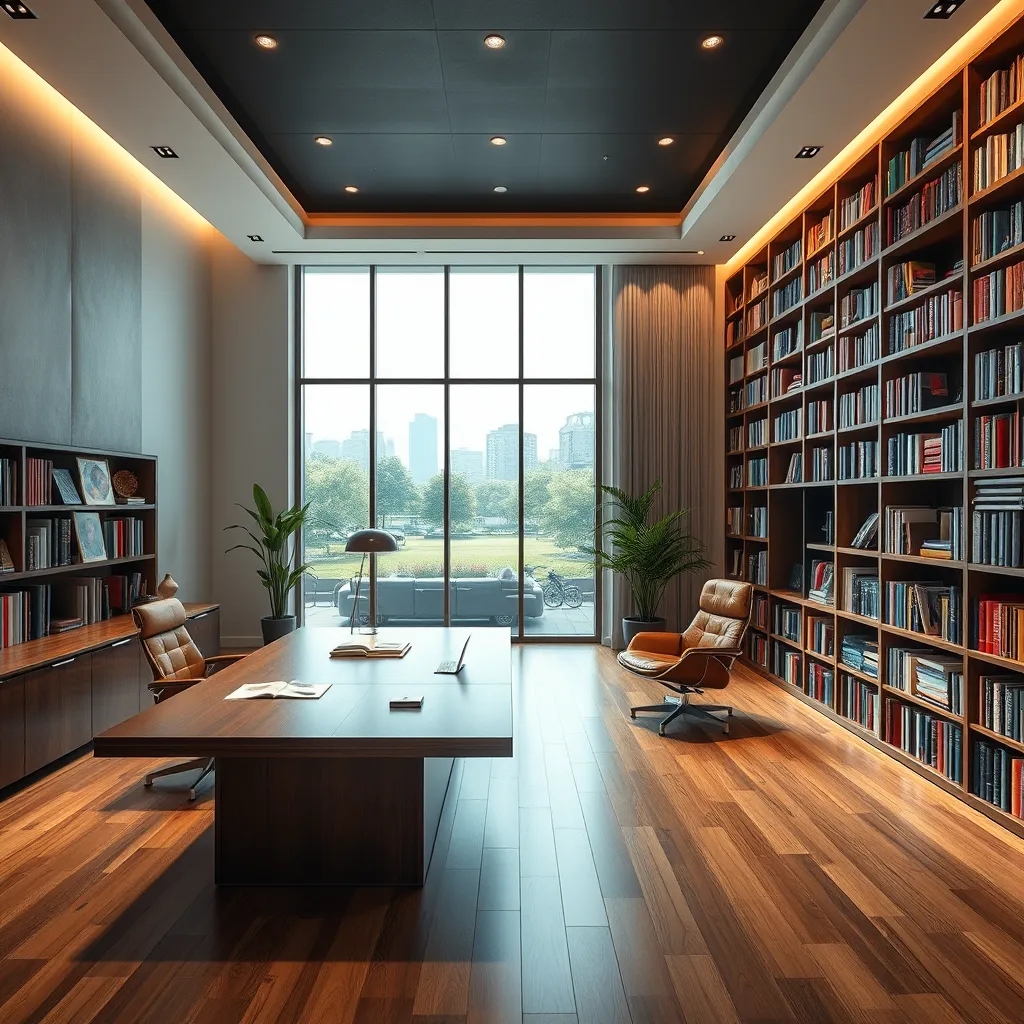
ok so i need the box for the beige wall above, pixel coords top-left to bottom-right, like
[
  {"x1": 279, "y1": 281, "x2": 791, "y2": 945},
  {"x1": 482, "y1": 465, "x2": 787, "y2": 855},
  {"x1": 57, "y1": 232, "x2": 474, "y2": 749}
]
[{"x1": 210, "y1": 240, "x2": 293, "y2": 647}]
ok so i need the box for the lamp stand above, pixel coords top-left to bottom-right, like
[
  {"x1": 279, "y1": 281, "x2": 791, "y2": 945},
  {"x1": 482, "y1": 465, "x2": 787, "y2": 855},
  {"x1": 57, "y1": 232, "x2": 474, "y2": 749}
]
[{"x1": 349, "y1": 551, "x2": 378, "y2": 635}]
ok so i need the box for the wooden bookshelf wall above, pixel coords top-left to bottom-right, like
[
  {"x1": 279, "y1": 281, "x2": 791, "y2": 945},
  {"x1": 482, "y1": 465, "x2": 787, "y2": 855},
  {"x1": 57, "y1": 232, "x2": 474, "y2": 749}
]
[{"x1": 723, "y1": 15, "x2": 1024, "y2": 839}]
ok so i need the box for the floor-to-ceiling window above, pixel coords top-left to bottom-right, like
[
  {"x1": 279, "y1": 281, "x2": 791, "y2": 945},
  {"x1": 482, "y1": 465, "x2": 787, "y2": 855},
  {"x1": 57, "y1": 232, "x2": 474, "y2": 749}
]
[{"x1": 298, "y1": 265, "x2": 600, "y2": 639}]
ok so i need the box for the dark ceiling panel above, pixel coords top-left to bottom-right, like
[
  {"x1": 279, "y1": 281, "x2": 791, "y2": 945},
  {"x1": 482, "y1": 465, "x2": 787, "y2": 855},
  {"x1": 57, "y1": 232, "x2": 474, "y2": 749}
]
[{"x1": 143, "y1": 0, "x2": 825, "y2": 214}]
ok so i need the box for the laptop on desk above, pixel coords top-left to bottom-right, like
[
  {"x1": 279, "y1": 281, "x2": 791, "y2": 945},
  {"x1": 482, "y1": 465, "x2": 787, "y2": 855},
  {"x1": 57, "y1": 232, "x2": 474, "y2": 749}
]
[{"x1": 435, "y1": 633, "x2": 471, "y2": 675}]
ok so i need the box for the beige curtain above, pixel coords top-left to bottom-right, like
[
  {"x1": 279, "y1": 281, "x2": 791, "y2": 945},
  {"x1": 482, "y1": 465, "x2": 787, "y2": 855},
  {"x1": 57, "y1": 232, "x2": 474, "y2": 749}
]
[{"x1": 604, "y1": 265, "x2": 723, "y2": 648}]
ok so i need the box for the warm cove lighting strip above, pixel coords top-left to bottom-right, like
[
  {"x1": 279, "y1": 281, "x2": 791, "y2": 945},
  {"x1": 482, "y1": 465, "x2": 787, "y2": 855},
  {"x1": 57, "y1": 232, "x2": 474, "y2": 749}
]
[
  {"x1": 726, "y1": 0, "x2": 1024, "y2": 272},
  {"x1": 0, "y1": 38, "x2": 210, "y2": 232}
]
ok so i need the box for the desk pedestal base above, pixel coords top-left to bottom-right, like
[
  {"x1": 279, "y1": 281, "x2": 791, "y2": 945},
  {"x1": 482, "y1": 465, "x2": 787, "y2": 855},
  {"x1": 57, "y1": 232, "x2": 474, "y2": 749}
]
[{"x1": 214, "y1": 755, "x2": 454, "y2": 886}]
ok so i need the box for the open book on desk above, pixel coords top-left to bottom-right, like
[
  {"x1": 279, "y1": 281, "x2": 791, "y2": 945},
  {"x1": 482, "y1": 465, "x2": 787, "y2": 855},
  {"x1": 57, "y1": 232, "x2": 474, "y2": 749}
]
[
  {"x1": 225, "y1": 681, "x2": 331, "y2": 700},
  {"x1": 330, "y1": 639, "x2": 410, "y2": 659}
]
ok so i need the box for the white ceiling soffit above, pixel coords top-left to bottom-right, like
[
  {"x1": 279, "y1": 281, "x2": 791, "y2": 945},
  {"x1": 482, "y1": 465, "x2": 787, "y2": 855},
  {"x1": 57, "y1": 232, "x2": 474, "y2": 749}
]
[{"x1": 0, "y1": 0, "x2": 1005, "y2": 265}]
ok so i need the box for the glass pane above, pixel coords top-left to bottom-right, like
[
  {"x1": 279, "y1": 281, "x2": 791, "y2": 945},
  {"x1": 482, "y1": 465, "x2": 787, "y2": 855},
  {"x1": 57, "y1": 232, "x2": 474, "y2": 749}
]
[
  {"x1": 303, "y1": 269, "x2": 370, "y2": 379},
  {"x1": 374, "y1": 384, "x2": 444, "y2": 625},
  {"x1": 524, "y1": 385, "x2": 597, "y2": 636},
  {"x1": 524, "y1": 268, "x2": 596, "y2": 379},
  {"x1": 376, "y1": 268, "x2": 444, "y2": 379},
  {"x1": 450, "y1": 385, "x2": 521, "y2": 628},
  {"x1": 302, "y1": 385, "x2": 371, "y2": 626},
  {"x1": 450, "y1": 268, "x2": 519, "y2": 378}
]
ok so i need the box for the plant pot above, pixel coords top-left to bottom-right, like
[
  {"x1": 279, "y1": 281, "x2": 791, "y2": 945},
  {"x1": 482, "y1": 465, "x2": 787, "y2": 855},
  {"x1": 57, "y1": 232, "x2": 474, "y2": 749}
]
[
  {"x1": 622, "y1": 616, "x2": 666, "y2": 647},
  {"x1": 261, "y1": 615, "x2": 296, "y2": 646}
]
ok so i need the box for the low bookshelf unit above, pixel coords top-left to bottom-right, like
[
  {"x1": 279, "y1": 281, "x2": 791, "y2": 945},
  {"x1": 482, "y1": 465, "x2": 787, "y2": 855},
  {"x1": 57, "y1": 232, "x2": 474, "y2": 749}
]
[
  {"x1": 0, "y1": 437, "x2": 219, "y2": 792},
  {"x1": 723, "y1": 14, "x2": 1024, "y2": 839}
]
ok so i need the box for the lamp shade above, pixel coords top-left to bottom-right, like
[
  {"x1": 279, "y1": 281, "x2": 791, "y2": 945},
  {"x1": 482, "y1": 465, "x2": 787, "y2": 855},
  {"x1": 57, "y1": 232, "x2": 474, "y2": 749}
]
[{"x1": 345, "y1": 528, "x2": 399, "y2": 553}]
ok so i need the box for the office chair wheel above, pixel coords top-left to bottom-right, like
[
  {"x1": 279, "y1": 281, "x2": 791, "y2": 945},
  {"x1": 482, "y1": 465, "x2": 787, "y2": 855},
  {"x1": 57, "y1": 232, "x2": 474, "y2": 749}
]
[
  {"x1": 630, "y1": 709, "x2": 636, "y2": 719},
  {"x1": 658, "y1": 724, "x2": 666, "y2": 736}
]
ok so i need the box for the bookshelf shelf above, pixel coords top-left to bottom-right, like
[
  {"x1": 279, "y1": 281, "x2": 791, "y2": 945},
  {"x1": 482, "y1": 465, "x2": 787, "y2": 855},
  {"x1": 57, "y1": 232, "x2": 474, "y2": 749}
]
[
  {"x1": 969, "y1": 723, "x2": 1024, "y2": 756},
  {"x1": 723, "y1": 10, "x2": 1024, "y2": 839},
  {"x1": 0, "y1": 553, "x2": 155, "y2": 584}
]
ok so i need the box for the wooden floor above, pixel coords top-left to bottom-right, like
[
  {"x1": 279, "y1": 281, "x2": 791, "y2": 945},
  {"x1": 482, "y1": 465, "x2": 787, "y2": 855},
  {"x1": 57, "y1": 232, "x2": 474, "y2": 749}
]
[{"x1": 1, "y1": 646, "x2": 1023, "y2": 1024}]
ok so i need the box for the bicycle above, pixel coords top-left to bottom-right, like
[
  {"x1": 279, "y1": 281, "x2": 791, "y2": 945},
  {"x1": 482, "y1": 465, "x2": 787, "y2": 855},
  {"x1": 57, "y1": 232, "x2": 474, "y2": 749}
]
[{"x1": 534, "y1": 567, "x2": 583, "y2": 609}]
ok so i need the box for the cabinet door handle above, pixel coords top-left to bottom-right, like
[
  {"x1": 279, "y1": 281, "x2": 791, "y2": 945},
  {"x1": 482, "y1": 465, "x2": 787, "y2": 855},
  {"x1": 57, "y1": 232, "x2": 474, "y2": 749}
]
[
  {"x1": 191, "y1": 612, "x2": 209, "y2": 620},
  {"x1": 111, "y1": 638, "x2": 133, "y2": 648},
  {"x1": 52, "y1": 658, "x2": 75, "y2": 668}
]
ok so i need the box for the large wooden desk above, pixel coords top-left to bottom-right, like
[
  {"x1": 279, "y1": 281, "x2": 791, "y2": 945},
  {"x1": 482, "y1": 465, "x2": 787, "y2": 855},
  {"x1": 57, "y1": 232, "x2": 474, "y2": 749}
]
[{"x1": 94, "y1": 626, "x2": 512, "y2": 886}]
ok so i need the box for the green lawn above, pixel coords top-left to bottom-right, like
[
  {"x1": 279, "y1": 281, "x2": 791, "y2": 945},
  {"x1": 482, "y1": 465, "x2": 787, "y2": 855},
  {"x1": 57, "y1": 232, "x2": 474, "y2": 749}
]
[{"x1": 306, "y1": 534, "x2": 592, "y2": 581}]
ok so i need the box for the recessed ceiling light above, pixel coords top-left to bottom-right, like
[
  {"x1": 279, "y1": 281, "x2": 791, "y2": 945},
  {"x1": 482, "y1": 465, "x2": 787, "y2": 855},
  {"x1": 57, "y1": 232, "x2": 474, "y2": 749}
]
[
  {"x1": 720, "y1": 234, "x2": 736, "y2": 242},
  {"x1": 254, "y1": 34, "x2": 278, "y2": 50},
  {"x1": 701, "y1": 35, "x2": 724, "y2": 49},
  {"x1": 490, "y1": 136, "x2": 507, "y2": 146},
  {"x1": 151, "y1": 146, "x2": 178, "y2": 159},
  {"x1": 924, "y1": 1, "x2": 963, "y2": 18},
  {"x1": 796, "y1": 145, "x2": 822, "y2": 159},
  {"x1": 494, "y1": 186, "x2": 508, "y2": 192},
  {"x1": 658, "y1": 137, "x2": 675, "y2": 147},
  {"x1": 2, "y1": 2, "x2": 35, "y2": 18},
  {"x1": 484, "y1": 34, "x2": 506, "y2": 49},
  {"x1": 697, "y1": 250, "x2": 705, "y2": 255},
  {"x1": 314, "y1": 136, "x2": 333, "y2": 146},
  {"x1": 247, "y1": 235, "x2": 264, "y2": 243},
  {"x1": 636, "y1": 185, "x2": 650, "y2": 193},
  {"x1": 344, "y1": 185, "x2": 359, "y2": 193}
]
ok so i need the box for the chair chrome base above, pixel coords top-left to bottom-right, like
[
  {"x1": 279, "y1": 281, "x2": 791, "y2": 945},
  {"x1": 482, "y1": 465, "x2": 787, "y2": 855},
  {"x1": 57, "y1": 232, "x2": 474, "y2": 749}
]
[
  {"x1": 630, "y1": 694, "x2": 733, "y2": 735},
  {"x1": 144, "y1": 757, "x2": 215, "y2": 802}
]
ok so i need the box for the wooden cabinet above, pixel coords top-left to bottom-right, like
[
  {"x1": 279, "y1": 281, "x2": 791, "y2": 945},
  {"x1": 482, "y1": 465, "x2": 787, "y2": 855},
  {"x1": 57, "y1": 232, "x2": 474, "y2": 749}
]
[
  {"x1": 187, "y1": 608, "x2": 220, "y2": 658},
  {"x1": 24, "y1": 655, "x2": 92, "y2": 774},
  {"x1": 0, "y1": 676, "x2": 25, "y2": 789},
  {"x1": 92, "y1": 637, "x2": 142, "y2": 735}
]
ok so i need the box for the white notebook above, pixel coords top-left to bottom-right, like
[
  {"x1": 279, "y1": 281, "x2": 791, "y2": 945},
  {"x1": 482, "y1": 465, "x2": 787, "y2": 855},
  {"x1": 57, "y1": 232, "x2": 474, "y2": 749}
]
[{"x1": 225, "y1": 680, "x2": 330, "y2": 700}]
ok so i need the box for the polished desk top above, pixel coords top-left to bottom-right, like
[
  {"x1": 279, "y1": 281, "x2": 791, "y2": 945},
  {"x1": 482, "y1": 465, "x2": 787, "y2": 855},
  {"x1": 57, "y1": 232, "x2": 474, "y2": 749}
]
[{"x1": 93, "y1": 626, "x2": 512, "y2": 759}]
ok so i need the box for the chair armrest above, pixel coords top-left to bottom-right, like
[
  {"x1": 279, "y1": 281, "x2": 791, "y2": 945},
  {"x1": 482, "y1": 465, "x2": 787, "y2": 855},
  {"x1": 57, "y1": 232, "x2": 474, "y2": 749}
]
[
  {"x1": 626, "y1": 632, "x2": 683, "y2": 656},
  {"x1": 148, "y1": 678, "x2": 204, "y2": 703},
  {"x1": 678, "y1": 645, "x2": 742, "y2": 662},
  {"x1": 204, "y1": 654, "x2": 247, "y2": 675}
]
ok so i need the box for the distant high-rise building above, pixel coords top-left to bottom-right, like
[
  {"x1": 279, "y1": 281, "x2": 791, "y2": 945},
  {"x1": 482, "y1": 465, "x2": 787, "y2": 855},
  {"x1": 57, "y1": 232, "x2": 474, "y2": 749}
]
[
  {"x1": 558, "y1": 412, "x2": 595, "y2": 470},
  {"x1": 340, "y1": 430, "x2": 388, "y2": 472},
  {"x1": 311, "y1": 438, "x2": 341, "y2": 459},
  {"x1": 547, "y1": 448, "x2": 560, "y2": 465},
  {"x1": 450, "y1": 448, "x2": 484, "y2": 483},
  {"x1": 409, "y1": 413, "x2": 438, "y2": 483},
  {"x1": 486, "y1": 424, "x2": 537, "y2": 481}
]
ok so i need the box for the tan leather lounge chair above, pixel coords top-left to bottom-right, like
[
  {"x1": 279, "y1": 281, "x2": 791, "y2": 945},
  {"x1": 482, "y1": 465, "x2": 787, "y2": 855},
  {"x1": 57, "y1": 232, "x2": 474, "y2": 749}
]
[
  {"x1": 133, "y1": 597, "x2": 246, "y2": 800},
  {"x1": 618, "y1": 579, "x2": 753, "y2": 735}
]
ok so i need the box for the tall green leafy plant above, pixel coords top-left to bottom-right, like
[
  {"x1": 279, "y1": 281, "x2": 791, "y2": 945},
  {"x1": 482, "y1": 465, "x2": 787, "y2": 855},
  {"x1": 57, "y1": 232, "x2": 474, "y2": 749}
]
[
  {"x1": 225, "y1": 484, "x2": 313, "y2": 619},
  {"x1": 584, "y1": 479, "x2": 709, "y2": 621}
]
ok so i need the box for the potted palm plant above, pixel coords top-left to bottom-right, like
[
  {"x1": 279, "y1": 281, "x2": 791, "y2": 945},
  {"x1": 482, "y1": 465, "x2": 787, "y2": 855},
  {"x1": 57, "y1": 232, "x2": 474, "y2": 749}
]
[
  {"x1": 226, "y1": 484, "x2": 313, "y2": 645},
  {"x1": 585, "y1": 479, "x2": 709, "y2": 646}
]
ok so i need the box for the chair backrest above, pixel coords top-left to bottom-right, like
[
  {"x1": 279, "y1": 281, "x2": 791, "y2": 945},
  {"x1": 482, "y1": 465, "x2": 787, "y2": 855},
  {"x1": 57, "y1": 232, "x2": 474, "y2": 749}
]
[
  {"x1": 133, "y1": 597, "x2": 206, "y2": 682},
  {"x1": 681, "y1": 579, "x2": 753, "y2": 652}
]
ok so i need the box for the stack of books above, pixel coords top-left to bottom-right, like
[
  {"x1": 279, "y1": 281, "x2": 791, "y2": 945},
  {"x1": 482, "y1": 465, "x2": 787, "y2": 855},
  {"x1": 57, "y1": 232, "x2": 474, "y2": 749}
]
[
  {"x1": 747, "y1": 418, "x2": 767, "y2": 447},
  {"x1": 0, "y1": 458, "x2": 17, "y2": 507},
  {"x1": 749, "y1": 272, "x2": 769, "y2": 300},
  {"x1": 806, "y1": 398, "x2": 832, "y2": 434},
  {"x1": 785, "y1": 453, "x2": 802, "y2": 483},
  {"x1": 886, "y1": 424, "x2": 963, "y2": 474},
  {"x1": 840, "y1": 634, "x2": 879, "y2": 678},
  {"x1": 805, "y1": 662, "x2": 834, "y2": 704},
  {"x1": 886, "y1": 112, "x2": 961, "y2": 195},
  {"x1": 728, "y1": 355, "x2": 743, "y2": 384},
  {"x1": 773, "y1": 278, "x2": 803, "y2": 318},
  {"x1": 972, "y1": 119, "x2": 1024, "y2": 192},
  {"x1": 838, "y1": 322, "x2": 881, "y2": 372},
  {"x1": 838, "y1": 440, "x2": 878, "y2": 480},
  {"x1": 752, "y1": 594, "x2": 768, "y2": 631},
  {"x1": 726, "y1": 507, "x2": 742, "y2": 536},
  {"x1": 973, "y1": 409, "x2": 1022, "y2": 469},
  {"x1": 887, "y1": 261, "x2": 936, "y2": 304},
  {"x1": 884, "y1": 372, "x2": 952, "y2": 417},
  {"x1": 746, "y1": 341, "x2": 768, "y2": 373},
  {"x1": 808, "y1": 559, "x2": 834, "y2": 606},
  {"x1": 974, "y1": 595, "x2": 1024, "y2": 660},
  {"x1": 840, "y1": 177, "x2": 877, "y2": 229},
  {"x1": 887, "y1": 647, "x2": 963, "y2": 714},
  {"x1": 749, "y1": 506, "x2": 767, "y2": 537},
  {"x1": 972, "y1": 740, "x2": 1022, "y2": 818},
  {"x1": 806, "y1": 346, "x2": 833, "y2": 385},
  {"x1": 884, "y1": 505, "x2": 961, "y2": 559},
  {"x1": 748, "y1": 457, "x2": 768, "y2": 487},
  {"x1": 24, "y1": 457, "x2": 54, "y2": 506},
  {"x1": 971, "y1": 477, "x2": 1024, "y2": 567},
  {"x1": 772, "y1": 240, "x2": 802, "y2": 279},
  {"x1": 748, "y1": 632, "x2": 768, "y2": 666},
  {"x1": 971, "y1": 201, "x2": 1024, "y2": 265},
  {"x1": 809, "y1": 445, "x2": 832, "y2": 482},
  {"x1": 747, "y1": 297, "x2": 768, "y2": 334},
  {"x1": 974, "y1": 339, "x2": 1023, "y2": 400},
  {"x1": 810, "y1": 311, "x2": 835, "y2": 342},
  {"x1": 838, "y1": 383, "x2": 880, "y2": 427},
  {"x1": 807, "y1": 209, "x2": 834, "y2": 254},
  {"x1": 770, "y1": 367, "x2": 802, "y2": 397},
  {"x1": 772, "y1": 408, "x2": 802, "y2": 443},
  {"x1": 25, "y1": 517, "x2": 74, "y2": 570},
  {"x1": 850, "y1": 511, "x2": 880, "y2": 549},
  {"x1": 979, "y1": 53, "x2": 1024, "y2": 128},
  {"x1": 840, "y1": 673, "x2": 878, "y2": 730},
  {"x1": 807, "y1": 250, "x2": 835, "y2": 293},
  {"x1": 980, "y1": 675, "x2": 1024, "y2": 741},
  {"x1": 842, "y1": 567, "x2": 879, "y2": 618},
  {"x1": 748, "y1": 549, "x2": 767, "y2": 586},
  {"x1": 886, "y1": 163, "x2": 963, "y2": 246},
  {"x1": 772, "y1": 324, "x2": 802, "y2": 359},
  {"x1": 885, "y1": 581, "x2": 961, "y2": 641},
  {"x1": 772, "y1": 643, "x2": 800, "y2": 685},
  {"x1": 773, "y1": 603, "x2": 801, "y2": 642},
  {"x1": 886, "y1": 287, "x2": 963, "y2": 353},
  {"x1": 972, "y1": 258, "x2": 1024, "y2": 323},
  {"x1": 808, "y1": 616, "x2": 834, "y2": 656},
  {"x1": 885, "y1": 698, "x2": 961, "y2": 783},
  {"x1": 840, "y1": 282, "x2": 878, "y2": 327}
]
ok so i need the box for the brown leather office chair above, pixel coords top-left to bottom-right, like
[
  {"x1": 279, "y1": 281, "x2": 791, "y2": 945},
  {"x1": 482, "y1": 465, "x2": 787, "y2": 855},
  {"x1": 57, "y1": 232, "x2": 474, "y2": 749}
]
[
  {"x1": 619, "y1": 579, "x2": 753, "y2": 735},
  {"x1": 134, "y1": 597, "x2": 245, "y2": 800}
]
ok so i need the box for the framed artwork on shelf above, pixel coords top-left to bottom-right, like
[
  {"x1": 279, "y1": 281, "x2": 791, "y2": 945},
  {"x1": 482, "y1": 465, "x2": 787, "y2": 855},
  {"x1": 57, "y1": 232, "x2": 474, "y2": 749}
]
[
  {"x1": 52, "y1": 468, "x2": 82, "y2": 505},
  {"x1": 74, "y1": 511, "x2": 107, "y2": 563},
  {"x1": 77, "y1": 457, "x2": 114, "y2": 506}
]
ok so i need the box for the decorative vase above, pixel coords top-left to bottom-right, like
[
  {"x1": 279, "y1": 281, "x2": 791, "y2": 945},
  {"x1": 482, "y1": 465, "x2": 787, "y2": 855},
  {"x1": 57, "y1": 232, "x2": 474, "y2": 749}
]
[
  {"x1": 261, "y1": 615, "x2": 297, "y2": 645},
  {"x1": 621, "y1": 616, "x2": 666, "y2": 647},
  {"x1": 157, "y1": 573, "x2": 179, "y2": 599}
]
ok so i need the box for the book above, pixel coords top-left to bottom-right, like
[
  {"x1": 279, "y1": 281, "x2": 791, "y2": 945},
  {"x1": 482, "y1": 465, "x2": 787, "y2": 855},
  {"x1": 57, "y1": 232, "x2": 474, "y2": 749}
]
[
  {"x1": 389, "y1": 695, "x2": 424, "y2": 709},
  {"x1": 48, "y1": 617, "x2": 83, "y2": 634},
  {"x1": 225, "y1": 681, "x2": 330, "y2": 700},
  {"x1": 329, "y1": 639, "x2": 411, "y2": 659},
  {"x1": 0, "y1": 539, "x2": 13, "y2": 573},
  {"x1": 850, "y1": 512, "x2": 879, "y2": 550},
  {"x1": 52, "y1": 468, "x2": 81, "y2": 505}
]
